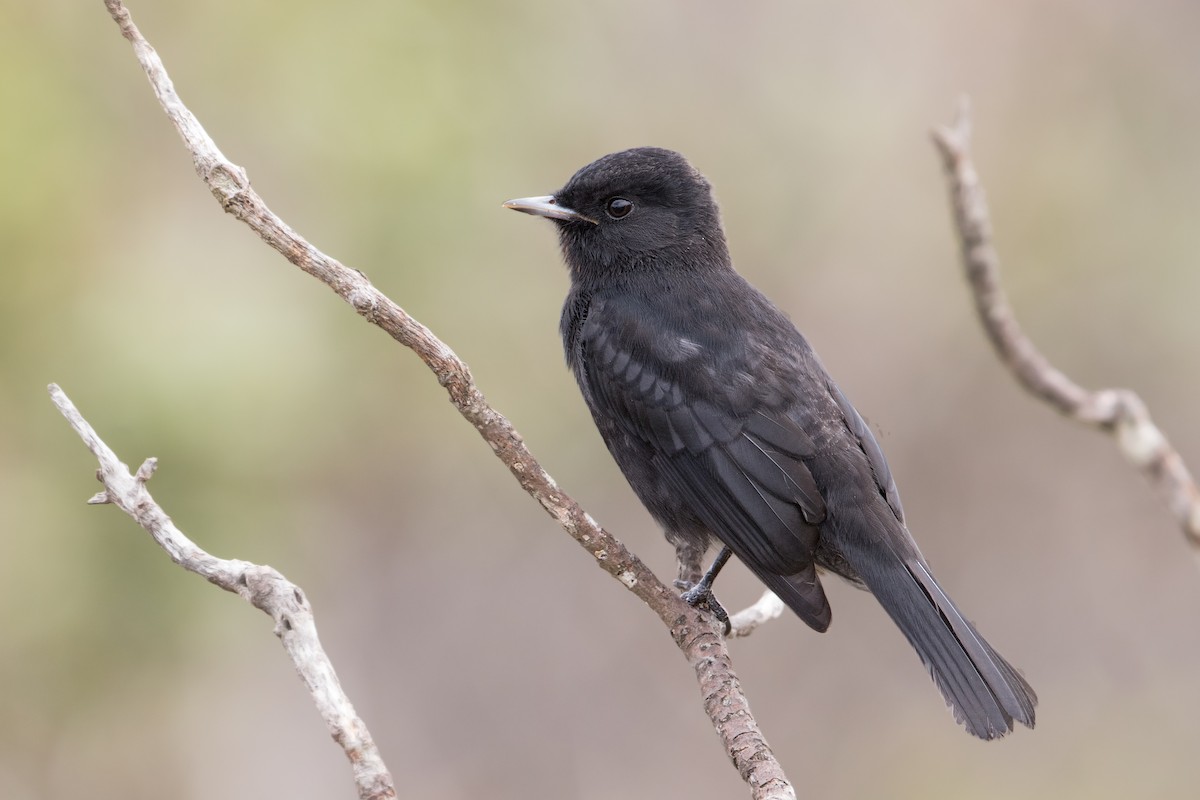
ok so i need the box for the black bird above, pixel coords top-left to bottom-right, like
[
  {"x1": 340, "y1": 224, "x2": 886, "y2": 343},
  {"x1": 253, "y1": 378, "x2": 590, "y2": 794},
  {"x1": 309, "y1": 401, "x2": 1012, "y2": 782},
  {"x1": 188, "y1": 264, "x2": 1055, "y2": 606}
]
[{"x1": 505, "y1": 147, "x2": 1036, "y2": 740}]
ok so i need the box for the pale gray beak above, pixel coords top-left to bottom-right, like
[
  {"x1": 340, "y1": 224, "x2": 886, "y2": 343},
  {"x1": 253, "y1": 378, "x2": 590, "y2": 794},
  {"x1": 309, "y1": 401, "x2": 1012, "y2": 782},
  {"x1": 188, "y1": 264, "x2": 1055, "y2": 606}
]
[{"x1": 503, "y1": 195, "x2": 597, "y2": 225}]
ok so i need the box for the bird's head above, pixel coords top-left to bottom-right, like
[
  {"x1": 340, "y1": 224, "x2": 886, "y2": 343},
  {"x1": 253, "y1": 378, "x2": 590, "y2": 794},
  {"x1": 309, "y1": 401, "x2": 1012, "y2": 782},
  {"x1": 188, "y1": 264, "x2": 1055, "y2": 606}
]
[{"x1": 505, "y1": 147, "x2": 729, "y2": 284}]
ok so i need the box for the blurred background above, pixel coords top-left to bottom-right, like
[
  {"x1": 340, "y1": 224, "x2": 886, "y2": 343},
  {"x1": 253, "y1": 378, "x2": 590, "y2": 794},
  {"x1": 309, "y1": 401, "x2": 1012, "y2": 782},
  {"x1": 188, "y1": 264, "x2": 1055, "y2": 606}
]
[{"x1": 4, "y1": 0, "x2": 1200, "y2": 797}]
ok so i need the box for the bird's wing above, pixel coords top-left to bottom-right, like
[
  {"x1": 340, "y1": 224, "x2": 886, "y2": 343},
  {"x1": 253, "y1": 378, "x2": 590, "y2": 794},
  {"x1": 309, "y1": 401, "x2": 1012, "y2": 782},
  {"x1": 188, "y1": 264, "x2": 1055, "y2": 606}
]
[
  {"x1": 581, "y1": 307, "x2": 833, "y2": 629},
  {"x1": 826, "y1": 380, "x2": 905, "y2": 524}
]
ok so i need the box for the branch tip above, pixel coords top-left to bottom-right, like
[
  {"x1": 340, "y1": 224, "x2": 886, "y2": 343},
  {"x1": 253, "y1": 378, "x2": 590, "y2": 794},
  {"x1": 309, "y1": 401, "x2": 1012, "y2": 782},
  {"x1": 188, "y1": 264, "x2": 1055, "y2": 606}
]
[
  {"x1": 930, "y1": 94, "x2": 973, "y2": 166},
  {"x1": 136, "y1": 458, "x2": 158, "y2": 483}
]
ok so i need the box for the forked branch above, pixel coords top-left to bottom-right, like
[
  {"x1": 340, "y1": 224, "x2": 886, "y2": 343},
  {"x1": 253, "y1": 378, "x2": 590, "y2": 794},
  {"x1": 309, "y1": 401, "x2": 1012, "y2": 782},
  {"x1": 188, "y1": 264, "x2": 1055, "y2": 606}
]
[{"x1": 49, "y1": 384, "x2": 397, "y2": 800}]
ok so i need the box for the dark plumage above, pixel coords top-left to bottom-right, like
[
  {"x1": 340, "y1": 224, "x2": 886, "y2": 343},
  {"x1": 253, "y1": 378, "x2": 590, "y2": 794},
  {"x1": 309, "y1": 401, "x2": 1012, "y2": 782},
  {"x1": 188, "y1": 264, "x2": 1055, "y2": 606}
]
[{"x1": 505, "y1": 147, "x2": 1036, "y2": 740}]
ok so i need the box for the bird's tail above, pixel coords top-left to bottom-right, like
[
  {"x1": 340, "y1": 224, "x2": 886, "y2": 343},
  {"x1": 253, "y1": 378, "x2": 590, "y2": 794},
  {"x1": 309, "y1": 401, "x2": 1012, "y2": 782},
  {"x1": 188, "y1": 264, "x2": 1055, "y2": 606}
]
[{"x1": 843, "y1": 524, "x2": 1037, "y2": 739}]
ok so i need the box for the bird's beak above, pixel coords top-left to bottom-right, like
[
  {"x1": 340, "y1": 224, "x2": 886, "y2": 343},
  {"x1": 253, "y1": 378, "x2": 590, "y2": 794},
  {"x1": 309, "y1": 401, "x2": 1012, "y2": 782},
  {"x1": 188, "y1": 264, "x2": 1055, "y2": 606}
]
[{"x1": 503, "y1": 195, "x2": 597, "y2": 225}]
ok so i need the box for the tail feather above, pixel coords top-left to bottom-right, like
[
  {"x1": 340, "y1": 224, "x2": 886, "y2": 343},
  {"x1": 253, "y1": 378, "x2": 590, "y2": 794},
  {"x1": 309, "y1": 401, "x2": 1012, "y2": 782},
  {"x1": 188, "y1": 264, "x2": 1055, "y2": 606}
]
[
  {"x1": 907, "y1": 561, "x2": 1037, "y2": 731},
  {"x1": 879, "y1": 557, "x2": 1036, "y2": 739},
  {"x1": 842, "y1": 530, "x2": 1036, "y2": 739}
]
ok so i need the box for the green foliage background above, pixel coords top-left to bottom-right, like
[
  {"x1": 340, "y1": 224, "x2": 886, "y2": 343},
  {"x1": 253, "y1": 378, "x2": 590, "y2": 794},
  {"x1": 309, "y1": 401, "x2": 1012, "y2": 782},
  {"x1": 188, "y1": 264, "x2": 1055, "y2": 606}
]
[{"x1": 4, "y1": 1, "x2": 1200, "y2": 798}]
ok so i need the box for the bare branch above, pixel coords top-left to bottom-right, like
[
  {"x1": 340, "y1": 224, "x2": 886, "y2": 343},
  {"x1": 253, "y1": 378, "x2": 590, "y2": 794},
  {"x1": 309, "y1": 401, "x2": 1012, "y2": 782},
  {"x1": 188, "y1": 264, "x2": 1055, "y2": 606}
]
[
  {"x1": 932, "y1": 96, "x2": 1200, "y2": 564},
  {"x1": 728, "y1": 592, "x2": 787, "y2": 639},
  {"x1": 97, "y1": 2, "x2": 794, "y2": 796},
  {"x1": 48, "y1": 384, "x2": 396, "y2": 800}
]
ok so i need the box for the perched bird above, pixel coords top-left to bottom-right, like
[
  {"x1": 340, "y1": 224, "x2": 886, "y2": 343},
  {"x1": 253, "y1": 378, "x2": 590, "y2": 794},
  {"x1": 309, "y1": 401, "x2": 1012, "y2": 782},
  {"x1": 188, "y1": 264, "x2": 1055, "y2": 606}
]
[{"x1": 505, "y1": 147, "x2": 1036, "y2": 740}]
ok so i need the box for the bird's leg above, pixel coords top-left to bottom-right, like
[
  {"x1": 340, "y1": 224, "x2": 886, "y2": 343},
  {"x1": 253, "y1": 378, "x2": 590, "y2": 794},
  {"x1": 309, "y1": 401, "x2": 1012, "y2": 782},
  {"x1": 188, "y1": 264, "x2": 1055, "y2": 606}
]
[
  {"x1": 671, "y1": 536, "x2": 706, "y2": 591},
  {"x1": 681, "y1": 546, "x2": 733, "y2": 634}
]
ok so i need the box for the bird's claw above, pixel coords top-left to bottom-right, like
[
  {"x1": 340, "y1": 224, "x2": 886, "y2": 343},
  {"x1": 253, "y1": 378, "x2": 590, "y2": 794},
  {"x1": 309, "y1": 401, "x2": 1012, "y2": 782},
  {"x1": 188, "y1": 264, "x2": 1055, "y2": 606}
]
[{"x1": 681, "y1": 583, "x2": 731, "y2": 635}]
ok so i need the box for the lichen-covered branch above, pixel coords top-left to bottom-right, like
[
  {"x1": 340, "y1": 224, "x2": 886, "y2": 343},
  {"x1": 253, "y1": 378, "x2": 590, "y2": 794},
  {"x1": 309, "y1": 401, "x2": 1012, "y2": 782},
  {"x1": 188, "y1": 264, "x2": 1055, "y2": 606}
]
[
  {"x1": 48, "y1": 384, "x2": 396, "y2": 800},
  {"x1": 932, "y1": 97, "x2": 1200, "y2": 564},
  {"x1": 97, "y1": 1, "x2": 793, "y2": 797}
]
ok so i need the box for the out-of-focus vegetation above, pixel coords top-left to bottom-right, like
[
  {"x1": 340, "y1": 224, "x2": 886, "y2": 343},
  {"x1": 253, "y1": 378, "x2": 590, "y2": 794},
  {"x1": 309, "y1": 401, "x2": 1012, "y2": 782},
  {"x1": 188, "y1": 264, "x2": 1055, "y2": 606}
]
[{"x1": 3, "y1": 1, "x2": 1200, "y2": 798}]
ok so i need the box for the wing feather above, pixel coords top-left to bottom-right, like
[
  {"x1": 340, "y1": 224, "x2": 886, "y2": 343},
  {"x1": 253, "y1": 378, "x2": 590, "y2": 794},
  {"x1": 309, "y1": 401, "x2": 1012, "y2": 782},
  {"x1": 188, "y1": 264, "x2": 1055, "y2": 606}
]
[
  {"x1": 827, "y1": 381, "x2": 904, "y2": 523},
  {"x1": 582, "y1": 311, "x2": 831, "y2": 629}
]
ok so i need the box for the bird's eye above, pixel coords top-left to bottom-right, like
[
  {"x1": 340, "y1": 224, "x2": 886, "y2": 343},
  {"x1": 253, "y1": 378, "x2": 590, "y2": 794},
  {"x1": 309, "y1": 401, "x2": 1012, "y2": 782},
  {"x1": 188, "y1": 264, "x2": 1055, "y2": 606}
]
[{"x1": 605, "y1": 197, "x2": 634, "y2": 219}]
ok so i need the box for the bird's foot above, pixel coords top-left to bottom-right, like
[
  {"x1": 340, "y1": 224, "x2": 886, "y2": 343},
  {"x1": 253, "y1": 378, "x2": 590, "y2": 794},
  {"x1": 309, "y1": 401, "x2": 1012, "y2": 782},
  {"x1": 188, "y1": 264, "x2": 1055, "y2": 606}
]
[{"x1": 681, "y1": 582, "x2": 731, "y2": 635}]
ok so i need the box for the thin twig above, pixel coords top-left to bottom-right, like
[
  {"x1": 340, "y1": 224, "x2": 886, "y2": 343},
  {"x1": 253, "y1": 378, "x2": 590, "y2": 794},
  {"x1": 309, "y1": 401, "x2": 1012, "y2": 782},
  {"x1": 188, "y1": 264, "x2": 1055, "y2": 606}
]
[
  {"x1": 728, "y1": 592, "x2": 786, "y2": 639},
  {"x1": 97, "y1": 2, "x2": 793, "y2": 796},
  {"x1": 48, "y1": 384, "x2": 396, "y2": 800},
  {"x1": 931, "y1": 96, "x2": 1200, "y2": 564}
]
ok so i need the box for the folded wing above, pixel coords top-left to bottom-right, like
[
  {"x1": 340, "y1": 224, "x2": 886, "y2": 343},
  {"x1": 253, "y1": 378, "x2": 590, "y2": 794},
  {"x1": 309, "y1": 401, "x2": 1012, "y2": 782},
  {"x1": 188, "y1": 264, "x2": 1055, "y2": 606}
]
[{"x1": 583, "y1": 311, "x2": 834, "y2": 630}]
